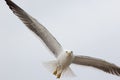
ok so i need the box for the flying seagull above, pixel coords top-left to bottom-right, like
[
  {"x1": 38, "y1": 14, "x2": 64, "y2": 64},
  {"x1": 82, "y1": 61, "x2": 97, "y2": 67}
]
[{"x1": 5, "y1": 0, "x2": 120, "y2": 78}]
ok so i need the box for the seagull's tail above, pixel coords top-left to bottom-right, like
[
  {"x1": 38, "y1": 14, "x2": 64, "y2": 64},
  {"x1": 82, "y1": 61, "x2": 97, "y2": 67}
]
[{"x1": 43, "y1": 60, "x2": 76, "y2": 78}]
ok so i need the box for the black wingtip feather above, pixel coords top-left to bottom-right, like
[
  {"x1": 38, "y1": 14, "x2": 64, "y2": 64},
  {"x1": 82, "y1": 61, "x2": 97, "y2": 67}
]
[
  {"x1": 5, "y1": 0, "x2": 21, "y2": 10},
  {"x1": 5, "y1": 0, "x2": 15, "y2": 9}
]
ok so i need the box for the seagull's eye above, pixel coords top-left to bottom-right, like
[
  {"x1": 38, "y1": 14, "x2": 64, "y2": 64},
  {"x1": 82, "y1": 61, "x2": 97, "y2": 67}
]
[
  {"x1": 71, "y1": 51, "x2": 73, "y2": 53},
  {"x1": 66, "y1": 51, "x2": 68, "y2": 53}
]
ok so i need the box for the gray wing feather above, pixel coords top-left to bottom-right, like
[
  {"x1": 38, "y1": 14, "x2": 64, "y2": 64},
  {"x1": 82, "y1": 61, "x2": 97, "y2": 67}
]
[
  {"x1": 72, "y1": 55, "x2": 120, "y2": 76},
  {"x1": 5, "y1": 0, "x2": 63, "y2": 57}
]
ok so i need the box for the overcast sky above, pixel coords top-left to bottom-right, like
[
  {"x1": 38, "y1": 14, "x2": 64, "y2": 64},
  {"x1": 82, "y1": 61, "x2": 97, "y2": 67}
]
[{"x1": 1, "y1": 0, "x2": 120, "y2": 80}]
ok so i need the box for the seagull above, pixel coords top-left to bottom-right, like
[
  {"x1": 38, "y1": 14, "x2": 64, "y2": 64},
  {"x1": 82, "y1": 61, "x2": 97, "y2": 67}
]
[{"x1": 5, "y1": 0, "x2": 120, "y2": 78}]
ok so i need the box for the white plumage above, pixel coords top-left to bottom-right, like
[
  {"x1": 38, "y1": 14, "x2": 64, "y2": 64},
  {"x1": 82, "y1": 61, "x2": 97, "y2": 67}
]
[{"x1": 5, "y1": 0, "x2": 120, "y2": 78}]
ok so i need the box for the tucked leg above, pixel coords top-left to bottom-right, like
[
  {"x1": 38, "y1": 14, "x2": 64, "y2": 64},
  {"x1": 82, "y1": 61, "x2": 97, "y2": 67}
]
[
  {"x1": 53, "y1": 68, "x2": 57, "y2": 75},
  {"x1": 56, "y1": 66, "x2": 62, "y2": 78},
  {"x1": 53, "y1": 65, "x2": 63, "y2": 78},
  {"x1": 56, "y1": 72, "x2": 62, "y2": 78},
  {"x1": 53, "y1": 66, "x2": 60, "y2": 75}
]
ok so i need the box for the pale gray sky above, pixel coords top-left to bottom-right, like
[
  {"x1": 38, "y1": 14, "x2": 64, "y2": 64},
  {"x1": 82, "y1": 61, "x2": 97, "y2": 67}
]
[{"x1": 1, "y1": 0, "x2": 120, "y2": 80}]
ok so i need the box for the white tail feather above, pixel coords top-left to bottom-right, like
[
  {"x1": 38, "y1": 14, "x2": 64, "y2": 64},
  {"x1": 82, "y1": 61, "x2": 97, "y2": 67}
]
[{"x1": 43, "y1": 61, "x2": 76, "y2": 78}]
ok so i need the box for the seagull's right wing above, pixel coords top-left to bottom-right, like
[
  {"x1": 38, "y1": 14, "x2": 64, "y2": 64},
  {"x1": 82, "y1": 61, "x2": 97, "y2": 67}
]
[
  {"x1": 72, "y1": 55, "x2": 120, "y2": 76},
  {"x1": 5, "y1": 0, "x2": 63, "y2": 57}
]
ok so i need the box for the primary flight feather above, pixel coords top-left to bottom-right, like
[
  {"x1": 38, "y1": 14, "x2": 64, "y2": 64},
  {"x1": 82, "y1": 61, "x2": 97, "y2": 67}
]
[{"x1": 5, "y1": 0, "x2": 120, "y2": 78}]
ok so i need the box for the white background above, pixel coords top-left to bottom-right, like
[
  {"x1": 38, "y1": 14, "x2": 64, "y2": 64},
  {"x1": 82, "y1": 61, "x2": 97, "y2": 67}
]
[{"x1": 0, "y1": 0, "x2": 120, "y2": 80}]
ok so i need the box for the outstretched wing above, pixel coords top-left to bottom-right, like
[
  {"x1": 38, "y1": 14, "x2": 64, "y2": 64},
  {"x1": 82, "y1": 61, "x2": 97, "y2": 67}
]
[
  {"x1": 72, "y1": 55, "x2": 120, "y2": 76},
  {"x1": 5, "y1": 0, "x2": 63, "y2": 57}
]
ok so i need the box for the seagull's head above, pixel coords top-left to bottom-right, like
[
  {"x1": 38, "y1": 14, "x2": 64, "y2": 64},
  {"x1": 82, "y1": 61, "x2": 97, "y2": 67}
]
[{"x1": 65, "y1": 50, "x2": 73, "y2": 57}]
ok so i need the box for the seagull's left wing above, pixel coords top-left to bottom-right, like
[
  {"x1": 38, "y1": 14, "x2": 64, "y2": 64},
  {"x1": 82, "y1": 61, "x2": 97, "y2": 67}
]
[
  {"x1": 5, "y1": 0, "x2": 63, "y2": 57},
  {"x1": 72, "y1": 55, "x2": 120, "y2": 76}
]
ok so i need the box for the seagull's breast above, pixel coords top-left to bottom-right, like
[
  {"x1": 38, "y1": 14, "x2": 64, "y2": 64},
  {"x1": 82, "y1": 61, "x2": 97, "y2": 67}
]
[{"x1": 57, "y1": 52, "x2": 73, "y2": 69}]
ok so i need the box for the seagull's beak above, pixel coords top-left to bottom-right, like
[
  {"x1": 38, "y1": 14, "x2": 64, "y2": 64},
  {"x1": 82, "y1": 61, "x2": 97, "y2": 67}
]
[
  {"x1": 66, "y1": 52, "x2": 71, "y2": 56},
  {"x1": 67, "y1": 52, "x2": 71, "y2": 56}
]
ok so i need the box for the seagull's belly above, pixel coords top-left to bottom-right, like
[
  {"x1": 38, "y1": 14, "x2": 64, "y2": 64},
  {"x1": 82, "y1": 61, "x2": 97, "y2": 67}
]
[{"x1": 58, "y1": 53, "x2": 73, "y2": 69}]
